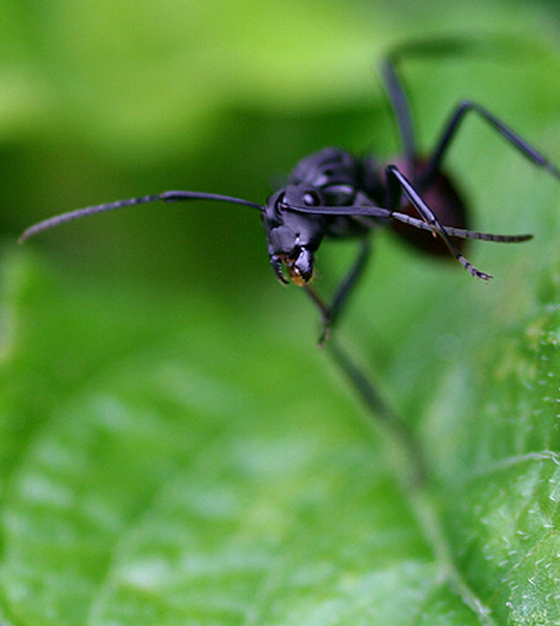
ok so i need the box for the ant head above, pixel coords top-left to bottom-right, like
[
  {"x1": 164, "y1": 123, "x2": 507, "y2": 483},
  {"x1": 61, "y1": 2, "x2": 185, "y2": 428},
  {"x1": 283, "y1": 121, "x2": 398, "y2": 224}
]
[{"x1": 263, "y1": 186, "x2": 326, "y2": 285}]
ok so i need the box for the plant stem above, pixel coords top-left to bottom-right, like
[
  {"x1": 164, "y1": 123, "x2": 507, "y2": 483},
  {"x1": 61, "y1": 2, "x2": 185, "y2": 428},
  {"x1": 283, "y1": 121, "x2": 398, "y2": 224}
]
[
  {"x1": 326, "y1": 338, "x2": 427, "y2": 487},
  {"x1": 325, "y1": 338, "x2": 495, "y2": 625}
]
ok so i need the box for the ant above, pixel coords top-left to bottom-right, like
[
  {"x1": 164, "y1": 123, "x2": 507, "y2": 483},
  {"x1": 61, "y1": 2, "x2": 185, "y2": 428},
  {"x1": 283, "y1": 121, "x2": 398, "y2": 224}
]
[{"x1": 20, "y1": 40, "x2": 560, "y2": 344}]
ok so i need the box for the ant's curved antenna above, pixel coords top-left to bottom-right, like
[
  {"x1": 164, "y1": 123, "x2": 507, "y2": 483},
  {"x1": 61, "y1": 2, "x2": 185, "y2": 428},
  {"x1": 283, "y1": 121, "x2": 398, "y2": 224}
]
[
  {"x1": 287, "y1": 202, "x2": 533, "y2": 244},
  {"x1": 19, "y1": 191, "x2": 264, "y2": 243}
]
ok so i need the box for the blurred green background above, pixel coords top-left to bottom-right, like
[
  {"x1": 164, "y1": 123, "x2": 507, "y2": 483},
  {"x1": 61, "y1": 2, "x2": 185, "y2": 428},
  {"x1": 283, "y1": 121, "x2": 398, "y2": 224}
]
[
  {"x1": 2, "y1": 0, "x2": 560, "y2": 624},
  {"x1": 2, "y1": 0, "x2": 560, "y2": 354},
  {"x1": 2, "y1": 0, "x2": 559, "y2": 294},
  {"x1": 3, "y1": 0, "x2": 560, "y2": 390}
]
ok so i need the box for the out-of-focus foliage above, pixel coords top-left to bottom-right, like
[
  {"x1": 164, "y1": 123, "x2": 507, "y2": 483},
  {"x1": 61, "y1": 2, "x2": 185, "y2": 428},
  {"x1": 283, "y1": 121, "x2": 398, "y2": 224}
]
[
  {"x1": 1, "y1": 0, "x2": 558, "y2": 293},
  {"x1": 1, "y1": 0, "x2": 560, "y2": 624}
]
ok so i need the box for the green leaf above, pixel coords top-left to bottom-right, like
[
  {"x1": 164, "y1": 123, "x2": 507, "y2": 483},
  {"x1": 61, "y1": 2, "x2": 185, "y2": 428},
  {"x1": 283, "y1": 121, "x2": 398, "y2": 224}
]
[
  {"x1": 2, "y1": 1, "x2": 560, "y2": 624},
  {"x1": 1, "y1": 227, "x2": 560, "y2": 625}
]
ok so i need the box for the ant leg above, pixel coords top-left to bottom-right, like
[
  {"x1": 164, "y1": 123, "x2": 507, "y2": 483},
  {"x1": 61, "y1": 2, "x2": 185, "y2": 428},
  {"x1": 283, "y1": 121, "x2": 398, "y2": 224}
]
[
  {"x1": 381, "y1": 38, "x2": 478, "y2": 172},
  {"x1": 380, "y1": 51, "x2": 417, "y2": 168},
  {"x1": 304, "y1": 238, "x2": 372, "y2": 345},
  {"x1": 385, "y1": 164, "x2": 491, "y2": 280},
  {"x1": 421, "y1": 100, "x2": 560, "y2": 186},
  {"x1": 328, "y1": 238, "x2": 372, "y2": 331}
]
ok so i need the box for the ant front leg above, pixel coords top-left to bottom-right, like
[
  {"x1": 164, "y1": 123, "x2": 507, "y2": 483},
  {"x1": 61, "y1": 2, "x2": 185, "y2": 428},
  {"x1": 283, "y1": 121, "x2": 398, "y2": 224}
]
[
  {"x1": 420, "y1": 100, "x2": 560, "y2": 187},
  {"x1": 304, "y1": 238, "x2": 372, "y2": 346},
  {"x1": 384, "y1": 164, "x2": 492, "y2": 280}
]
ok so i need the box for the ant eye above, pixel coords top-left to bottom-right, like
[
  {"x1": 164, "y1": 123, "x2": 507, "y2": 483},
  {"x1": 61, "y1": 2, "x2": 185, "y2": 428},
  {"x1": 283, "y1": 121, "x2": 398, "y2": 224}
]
[{"x1": 302, "y1": 191, "x2": 320, "y2": 206}]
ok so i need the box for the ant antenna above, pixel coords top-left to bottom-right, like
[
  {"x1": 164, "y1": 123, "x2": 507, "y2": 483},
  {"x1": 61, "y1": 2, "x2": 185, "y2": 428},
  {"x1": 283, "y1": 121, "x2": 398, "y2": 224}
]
[
  {"x1": 19, "y1": 191, "x2": 264, "y2": 243},
  {"x1": 288, "y1": 202, "x2": 532, "y2": 244}
]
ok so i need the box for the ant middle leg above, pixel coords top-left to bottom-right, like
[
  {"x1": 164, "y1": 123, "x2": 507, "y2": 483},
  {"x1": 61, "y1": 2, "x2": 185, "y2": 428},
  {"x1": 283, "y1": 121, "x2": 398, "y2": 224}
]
[
  {"x1": 380, "y1": 52, "x2": 416, "y2": 168},
  {"x1": 381, "y1": 38, "x2": 480, "y2": 175}
]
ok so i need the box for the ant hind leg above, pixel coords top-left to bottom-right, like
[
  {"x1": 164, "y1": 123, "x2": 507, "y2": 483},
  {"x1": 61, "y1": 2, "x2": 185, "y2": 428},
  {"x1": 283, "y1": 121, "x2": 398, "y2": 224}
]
[{"x1": 421, "y1": 100, "x2": 560, "y2": 188}]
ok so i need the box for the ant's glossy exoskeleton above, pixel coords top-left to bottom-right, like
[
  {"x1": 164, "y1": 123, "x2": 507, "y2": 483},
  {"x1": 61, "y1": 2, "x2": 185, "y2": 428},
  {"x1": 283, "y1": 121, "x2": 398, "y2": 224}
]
[{"x1": 20, "y1": 40, "x2": 560, "y2": 344}]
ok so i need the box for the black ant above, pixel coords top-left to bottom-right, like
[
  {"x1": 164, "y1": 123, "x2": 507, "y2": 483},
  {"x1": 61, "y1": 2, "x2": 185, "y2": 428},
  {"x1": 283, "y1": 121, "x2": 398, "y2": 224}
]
[{"x1": 20, "y1": 40, "x2": 560, "y2": 344}]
